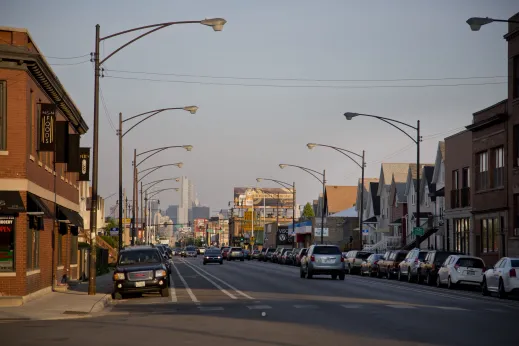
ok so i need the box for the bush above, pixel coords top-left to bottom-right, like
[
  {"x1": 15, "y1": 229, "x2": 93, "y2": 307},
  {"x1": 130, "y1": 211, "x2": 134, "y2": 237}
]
[{"x1": 100, "y1": 235, "x2": 118, "y2": 249}]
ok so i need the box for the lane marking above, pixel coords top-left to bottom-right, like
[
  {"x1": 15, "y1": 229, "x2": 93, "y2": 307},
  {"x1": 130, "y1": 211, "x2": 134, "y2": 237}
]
[
  {"x1": 435, "y1": 306, "x2": 468, "y2": 311},
  {"x1": 168, "y1": 274, "x2": 177, "y2": 303},
  {"x1": 198, "y1": 306, "x2": 224, "y2": 311},
  {"x1": 181, "y1": 261, "x2": 237, "y2": 300},
  {"x1": 293, "y1": 304, "x2": 319, "y2": 309},
  {"x1": 486, "y1": 308, "x2": 506, "y2": 313},
  {"x1": 181, "y1": 259, "x2": 255, "y2": 300},
  {"x1": 386, "y1": 304, "x2": 416, "y2": 309},
  {"x1": 247, "y1": 305, "x2": 272, "y2": 310},
  {"x1": 172, "y1": 260, "x2": 199, "y2": 304},
  {"x1": 341, "y1": 304, "x2": 362, "y2": 309}
]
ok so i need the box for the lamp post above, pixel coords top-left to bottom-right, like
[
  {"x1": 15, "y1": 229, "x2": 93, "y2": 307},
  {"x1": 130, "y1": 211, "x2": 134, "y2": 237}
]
[
  {"x1": 279, "y1": 164, "x2": 326, "y2": 244},
  {"x1": 466, "y1": 17, "x2": 519, "y2": 31},
  {"x1": 344, "y1": 112, "x2": 421, "y2": 245},
  {"x1": 132, "y1": 146, "x2": 191, "y2": 245},
  {"x1": 146, "y1": 188, "x2": 179, "y2": 244},
  {"x1": 256, "y1": 178, "x2": 296, "y2": 247},
  {"x1": 307, "y1": 143, "x2": 365, "y2": 250},
  {"x1": 89, "y1": 18, "x2": 226, "y2": 295}
]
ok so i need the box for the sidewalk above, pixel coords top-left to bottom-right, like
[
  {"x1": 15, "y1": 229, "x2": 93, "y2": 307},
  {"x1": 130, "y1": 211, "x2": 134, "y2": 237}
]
[{"x1": 0, "y1": 273, "x2": 114, "y2": 321}]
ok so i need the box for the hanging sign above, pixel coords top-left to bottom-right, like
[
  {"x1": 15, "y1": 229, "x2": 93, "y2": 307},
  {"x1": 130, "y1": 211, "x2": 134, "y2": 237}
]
[
  {"x1": 78, "y1": 147, "x2": 91, "y2": 181},
  {"x1": 39, "y1": 103, "x2": 56, "y2": 152}
]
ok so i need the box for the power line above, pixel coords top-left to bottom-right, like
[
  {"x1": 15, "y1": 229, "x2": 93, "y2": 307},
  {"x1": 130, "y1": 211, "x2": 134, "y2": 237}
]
[
  {"x1": 103, "y1": 75, "x2": 505, "y2": 89},
  {"x1": 45, "y1": 53, "x2": 91, "y2": 59},
  {"x1": 105, "y1": 68, "x2": 507, "y2": 83},
  {"x1": 49, "y1": 60, "x2": 90, "y2": 66}
]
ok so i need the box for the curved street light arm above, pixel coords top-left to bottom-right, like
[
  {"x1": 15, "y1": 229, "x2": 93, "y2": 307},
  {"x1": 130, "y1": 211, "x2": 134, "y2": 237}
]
[
  {"x1": 377, "y1": 117, "x2": 417, "y2": 144},
  {"x1": 356, "y1": 113, "x2": 417, "y2": 130},
  {"x1": 330, "y1": 147, "x2": 363, "y2": 169},
  {"x1": 257, "y1": 178, "x2": 293, "y2": 190},
  {"x1": 123, "y1": 107, "x2": 184, "y2": 124},
  {"x1": 299, "y1": 168, "x2": 324, "y2": 185},
  {"x1": 149, "y1": 187, "x2": 179, "y2": 199},
  {"x1": 138, "y1": 167, "x2": 161, "y2": 183},
  {"x1": 122, "y1": 110, "x2": 162, "y2": 138},
  {"x1": 137, "y1": 147, "x2": 170, "y2": 167},
  {"x1": 142, "y1": 177, "x2": 180, "y2": 188},
  {"x1": 138, "y1": 163, "x2": 182, "y2": 182},
  {"x1": 100, "y1": 21, "x2": 201, "y2": 65},
  {"x1": 281, "y1": 164, "x2": 323, "y2": 177}
]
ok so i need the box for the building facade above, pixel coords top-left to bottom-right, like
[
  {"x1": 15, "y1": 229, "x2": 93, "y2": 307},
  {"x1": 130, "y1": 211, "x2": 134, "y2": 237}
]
[{"x1": 0, "y1": 27, "x2": 88, "y2": 297}]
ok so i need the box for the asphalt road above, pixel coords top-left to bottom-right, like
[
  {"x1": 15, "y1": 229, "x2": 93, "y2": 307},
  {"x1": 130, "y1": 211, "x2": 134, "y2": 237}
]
[{"x1": 2, "y1": 257, "x2": 518, "y2": 346}]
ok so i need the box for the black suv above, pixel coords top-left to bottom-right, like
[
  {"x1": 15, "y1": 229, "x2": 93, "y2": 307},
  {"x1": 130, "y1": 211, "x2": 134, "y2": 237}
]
[{"x1": 112, "y1": 246, "x2": 170, "y2": 299}]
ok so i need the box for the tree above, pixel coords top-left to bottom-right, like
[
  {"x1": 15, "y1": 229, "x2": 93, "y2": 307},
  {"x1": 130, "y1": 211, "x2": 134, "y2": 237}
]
[
  {"x1": 194, "y1": 238, "x2": 203, "y2": 247},
  {"x1": 103, "y1": 217, "x2": 118, "y2": 235},
  {"x1": 302, "y1": 202, "x2": 315, "y2": 219}
]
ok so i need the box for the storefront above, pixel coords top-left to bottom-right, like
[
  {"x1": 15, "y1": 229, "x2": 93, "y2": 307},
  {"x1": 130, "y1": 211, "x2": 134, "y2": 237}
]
[{"x1": 0, "y1": 191, "x2": 25, "y2": 274}]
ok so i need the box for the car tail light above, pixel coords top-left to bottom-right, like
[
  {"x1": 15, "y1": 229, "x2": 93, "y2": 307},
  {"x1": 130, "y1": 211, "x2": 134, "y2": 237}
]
[
  {"x1": 510, "y1": 268, "x2": 517, "y2": 277},
  {"x1": 340, "y1": 256, "x2": 344, "y2": 262},
  {"x1": 454, "y1": 264, "x2": 460, "y2": 270},
  {"x1": 414, "y1": 259, "x2": 419, "y2": 264},
  {"x1": 482, "y1": 267, "x2": 486, "y2": 272},
  {"x1": 310, "y1": 255, "x2": 315, "y2": 262},
  {"x1": 374, "y1": 261, "x2": 378, "y2": 265}
]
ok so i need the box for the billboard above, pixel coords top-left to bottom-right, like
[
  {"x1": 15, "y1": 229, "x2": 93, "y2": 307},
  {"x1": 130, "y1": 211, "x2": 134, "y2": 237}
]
[{"x1": 233, "y1": 187, "x2": 293, "y2": 209}]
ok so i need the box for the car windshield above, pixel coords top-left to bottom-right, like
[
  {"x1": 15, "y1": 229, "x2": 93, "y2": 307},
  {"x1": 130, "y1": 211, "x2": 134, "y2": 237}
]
[
  {"x1": 231, "y1": 247, "x2": 242, "y2": 251},
  {"x1": 267, "y1": 249, "x2": 276, "y2": 253},
  {"x1": 355, "y1": 252, "x2": 371, "y2": 260},
  {"x1": 396, "y1": 252, "x2": 407, "y2": 261},
  {"x1": 313, "y1": 246, "x2": 341, "y2": 255},
  {"x1": 186, "y1": 246, "x2": 196, "y2": 251},
  {"x1": 119, "y1": 250, "x2": 161, "y2": 265},
  {"x1": 206, "y1": 251, "x2": 221, "y2": 256},
  {"x1": 511, "y1": 260, "x2": 519, "y2": 267},
  {"x1": 457, "y1": 258, "x2": 484, "y2": 269},
  {"x1": 418, "y1": 251, "x2": 428, "y2": 260}
]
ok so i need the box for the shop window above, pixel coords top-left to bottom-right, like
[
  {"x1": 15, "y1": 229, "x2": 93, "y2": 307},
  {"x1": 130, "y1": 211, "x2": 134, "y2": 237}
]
[
  {"x1": 454, "y1": 218, "x2": 470, "y2": 254},
  {"x1": 0, "y1": 216, "x2": 15, "y2": 272},
  {"x1": 476, "y1": 151, "x2": 488, "y2": 190},
  {"x1": 0, "y1": 81, "x2": 6, "y2": 150},
  {"x1": 494, "y1": 147, "x2": 504, "y2": 188},
  {"x1": 70, "y1": 235, "x2": 78, "y2": 264},
  {"x1": 26, "y1": 216, "x2": 40, "y2": 270}
]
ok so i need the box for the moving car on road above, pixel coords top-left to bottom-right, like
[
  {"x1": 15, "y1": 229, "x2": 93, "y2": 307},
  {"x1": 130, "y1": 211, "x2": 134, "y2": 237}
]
[
  {"x1": 221, "y1": 246, "x2": 230, "y2": 259},
  {"x1": 203, "y1": 248, "x2": 224, "y2": 265},
  {"x1": 227, "y1": 247, "x2": 245, "y2": 261},
  {"x1": 183, "y1": 246, "x2": 197, "y2": 258},
  {"x1": 300, "y1": 244, "x2": 345, "y2": 280},
  {"x1": 112, "y1": 246, "x2": 169, "y2": 299}
]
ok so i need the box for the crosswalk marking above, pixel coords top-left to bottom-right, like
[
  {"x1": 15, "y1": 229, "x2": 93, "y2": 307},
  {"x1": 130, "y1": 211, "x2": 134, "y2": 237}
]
[
  {"x1": 386, "y1": 304, "x2": 416, "y2": 309},
  {"x1": 247, "y1": 305, "x2": 272, "y2": 310},
  {"x1": 293, "y1": 304, "x2": 318, "y2": 309}
]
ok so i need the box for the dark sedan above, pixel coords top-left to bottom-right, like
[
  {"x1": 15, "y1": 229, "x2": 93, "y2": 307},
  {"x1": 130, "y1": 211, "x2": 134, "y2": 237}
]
[{"x1": 203, "y1": 249, "x2": 224, "y2": 265}]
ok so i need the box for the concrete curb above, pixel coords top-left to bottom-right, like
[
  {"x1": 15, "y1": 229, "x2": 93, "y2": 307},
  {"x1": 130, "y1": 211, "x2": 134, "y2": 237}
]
[{"x1": 90, "y1": 294, "x2": 112, "y2": 313}]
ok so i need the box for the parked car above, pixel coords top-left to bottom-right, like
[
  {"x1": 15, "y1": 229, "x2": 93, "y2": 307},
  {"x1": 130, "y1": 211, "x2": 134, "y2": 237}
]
[
  {"x1": 258, "y1": 248, "x2": 267, "y2": 261},
  {"x1": 203, "y1": 248, "x2": 224, "y2": 265},
  {"x1": 482, "y1": 257, "x2": 519, "y2": 298},
  {"x1": 280, "y1": 248, "x2": 293, "y2": 265},
  {"x1": 436, "y1": 255, "x2": 485, "y2": 289},
  {"x1": 360, "y1": 253, "x2": 384, "y2": 277},
  {"x1": 417, "y1": 250, "x2": 460, "y2": 285},
  {"x1": 295, "y1": 248, "x2": 307, "y2": 266},
  {"x1": 286, "y1": 248, "x2": 299, "y2": 265},
  {"x1": 300, "y1": 244, "x2": 345, "y2": 280},
  {"x1": 112, "y1": 246, "x2": 169, "y2": 299},
  {"x1": 344, "y1": 250, "x2": 372, "y2": 274},
  {"x1": 221, "y1": 246, "x2": 230, "y2": 259},
  {"x1": 243, "y1": 249, "x2": 251, "y2": 260},
  {"x1": 398, "y1": 248, "x2": 428, "y2": 282},
  {"x1": 251, "y1": 249, "x2": 261, "y2": 260},
  {"x1": 264, "y1": 248, "x2": 276, "y2": 262},
  {"x1": 227, "y1": 247, "x2": 245, "y2": 261},
  {"x1": 377, "y1": 250, "x2": 408, "y2": 279},
  {"x1": 272, "y1": 247, "x2": 285, "y2": 263}
]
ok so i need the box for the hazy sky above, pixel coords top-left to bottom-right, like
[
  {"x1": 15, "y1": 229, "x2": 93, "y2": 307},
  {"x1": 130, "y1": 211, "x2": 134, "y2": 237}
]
[{"x1": 1, "y1": 0, "x2": 517, "y2": 215}]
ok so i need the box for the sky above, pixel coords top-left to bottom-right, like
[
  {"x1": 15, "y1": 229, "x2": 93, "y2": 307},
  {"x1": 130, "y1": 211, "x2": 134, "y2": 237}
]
[{"x1": 1, "y1": 0, "x2": 517, "y2": 216}]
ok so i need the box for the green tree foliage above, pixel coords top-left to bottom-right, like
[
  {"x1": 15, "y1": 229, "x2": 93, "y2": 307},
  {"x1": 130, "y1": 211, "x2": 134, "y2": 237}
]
[
  {"x1": 194, "y1": 238, "x2": 203, "y2": 247},
  {"x1": 302, "y1": 202, "x2": 315, "y2": 218}
]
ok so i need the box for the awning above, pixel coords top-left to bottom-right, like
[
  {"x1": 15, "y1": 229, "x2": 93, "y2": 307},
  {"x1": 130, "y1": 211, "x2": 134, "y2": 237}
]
[
  {"x1": 363, "y1": 216, "x2": 378, "y2": 224},
  {"x1": 0, "y1": 191, "x2": 25, "y2": 214},
  {"x1": 27, "y1": 193, "x2": 54, "y2": 217},
  {"x1": 389, "y1": 218, "x2": 402, "y2": 226},
  {"x1": 56, "y1": 205, "x2": 84, "y2": 228}
]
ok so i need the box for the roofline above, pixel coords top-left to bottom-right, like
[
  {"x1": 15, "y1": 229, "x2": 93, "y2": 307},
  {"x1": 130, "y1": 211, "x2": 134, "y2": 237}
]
[
  {"x1": 472, "y1": 99, "x2": 507, "y2": 116},
  {"x1": 445, "y1": 128, "x2": 470, "y2": 140}
]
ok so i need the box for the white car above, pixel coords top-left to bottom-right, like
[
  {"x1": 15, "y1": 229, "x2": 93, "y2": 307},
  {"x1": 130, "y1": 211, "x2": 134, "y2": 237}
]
[
  {"x1": 482, "y1": 257, "x2": 519, "y2": 299},
  {"x1": 436, "y1": 254, "x2": 485, "y2": 289}
]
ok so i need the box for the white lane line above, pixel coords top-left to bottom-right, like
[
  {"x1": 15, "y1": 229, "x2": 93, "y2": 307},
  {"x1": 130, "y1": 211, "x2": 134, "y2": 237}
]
[
  {"x1": 181, "y1": 259, "x2": 255, "y2": 300},
  {"x1": 181, "y1": 261, "x2": 237, "y2": 300},
  {"x1": 168, "y1": 274, "x2": 177, "y2": 303},
  {"x1": 198, "y1": 306, "x2": 224, "y2": 311},
  {"x1": 341, "y1": 304, "x2": 362, "y2": 309},
  {"x1": 486, "y1": 308, "x2": 506, "y2": 313},
  {"x1": 247, "y1": 305, "x2": 272, "y2": 310},
  {"x1": 435, "y1": 306, "x2": 468, "y2": 311},
  {"x1": 386, "y1": 304, "x2": 417, "y2": 309},
  {"x1": 172, "y1": 260, "x2": 199, "y2": 304},
  {"x1": 293, "y1": 304, "x2": 319, "y2": 309}
]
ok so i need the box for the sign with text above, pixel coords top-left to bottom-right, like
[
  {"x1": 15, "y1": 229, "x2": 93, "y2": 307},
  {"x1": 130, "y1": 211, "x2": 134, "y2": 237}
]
[
  {"x1": 314, "y1": 228, "x2": 329, "y2": 237},
  {"x1": 78, "y1": 147, "x2": 91, "y2": 181},
  {"x1": 39, "y1": 103, "x2": 56, "y2": 152},
  {"x1": 0, "y1": 216, "x2": 15, "y2": 272},
  {"x1": 233, "y1": 187, "x2": 294, "y2": 209}
]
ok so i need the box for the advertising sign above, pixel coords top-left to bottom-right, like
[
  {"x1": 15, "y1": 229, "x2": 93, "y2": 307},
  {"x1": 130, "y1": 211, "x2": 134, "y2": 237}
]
[
  {"x1": 276, "y1": 225, "x2": 293, "y2": 246},
  {"x1": 78, "y1": 147, "x2": 91, "y2": 181},
  {"x1": 0, "y1": 216, "x2": 15, "y2": 272},
  {"x1": 39, "y1": 103, "x2": 56, "y2": 152},
  {"x1": 66, "y1": 134, "x2": 80, "y2": 172},
  {"x1": 233, "y1": 187, "x2": 293, "y2": 209}
]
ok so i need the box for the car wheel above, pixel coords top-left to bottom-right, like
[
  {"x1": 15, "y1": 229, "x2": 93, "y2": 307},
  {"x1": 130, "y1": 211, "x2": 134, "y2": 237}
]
[
  {"x1": 481, "y1": 278, "x2": 490, "y2": 296},
  {"x1": 332, "y1": 274, "x2": 338, "y2": 280},
  {"x1": 398, "y1": 271, "x2": 402, "y2": 281},
  {"x1": 407, "y1": 271, "x2": 413, "y2": 283},
  {"x1": 160, "y1": 287, "x2": 169, "y2": 297},
  {"x1": 203, "y1": 262, "x2": 207, "y2": 265},
  {"x1": 339, "y1": 272, "x2": 345, "y2": 280},
  {"x1": 498, "y1": 279, "x2": 507, "y2": 299},
  {"x1": 300, "y1": 268, "x2": 305, "y2": 278},
  {"x1": 447, "y1": 276, "x2": 455, "y2": 289},
  {"x1": 307, "y1": 269, "x2": 313, "y2": 279}
]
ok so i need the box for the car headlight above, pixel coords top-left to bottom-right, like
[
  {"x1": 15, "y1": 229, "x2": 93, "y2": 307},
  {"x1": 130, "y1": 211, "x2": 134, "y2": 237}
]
[
  {"x1": 155, "y1": 270, "x2": 167, "y2": 277},
  {"x1": 113, "y1": 272, "x2": 125, "y2": 281},
  {"x1": 218, "y1": 256, "x2": 221, "y2": 259},
  {"x1": 205, "y1": 256, "x2": 209, "y2": 259}
]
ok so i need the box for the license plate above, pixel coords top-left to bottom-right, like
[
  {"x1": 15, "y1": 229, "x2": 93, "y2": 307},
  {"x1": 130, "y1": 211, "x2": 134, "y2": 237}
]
[
  {"x1": 467, "y1": 271, "x2": 475, "y2": 275},
  {"x1": 135, "y1": 281, "x2": 145, "y2": 287},
  {"x1": 325, "y1": 259, "x2": 335, "y2": 263}
]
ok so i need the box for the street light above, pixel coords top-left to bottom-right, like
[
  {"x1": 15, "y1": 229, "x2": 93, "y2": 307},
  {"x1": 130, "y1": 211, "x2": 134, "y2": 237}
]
[
  {"x1": 146, "y1": 188, "x2": 179, "y2": 244},
  {"x1": 138, "y1": 163, "x2": 183, "y2": 184},
  {"x1": 307, "y1": 143, "x2": 365, "y2": 250},
  {"x1": 466, "y1": 17, "x2": 519, "y2": 31},
  {"x1": 344, "y1": 111, "x2": 421, "y2": 245},
  {"x1": 279, "y1": 164, "x2": 326, "y2": 244},
  {"x1": 256, "y1": 178, "x2": 296, "y2": 247},
  {"x1": 89, "y1": 17, "x2": 226, "y2": 296}
]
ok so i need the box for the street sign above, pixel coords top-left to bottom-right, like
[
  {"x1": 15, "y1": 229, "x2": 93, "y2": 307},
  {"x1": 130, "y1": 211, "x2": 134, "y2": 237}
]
[
  {"x1": 121, "y1": 218, "x2": 131, "y2": 225},
  {"x1": 314, "y1": 228, "x2": 329, "y2": 237},
  {"x1": 362, "y1": 229, "x2": 369, "y2": 234},
  {"x1": 412, "y1": 227, "x2": 424, "y2": 236}
]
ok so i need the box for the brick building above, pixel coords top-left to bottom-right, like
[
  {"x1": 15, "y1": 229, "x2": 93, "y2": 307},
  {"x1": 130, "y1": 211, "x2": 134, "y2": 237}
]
[{"x1": 0, "y1": 27, "x2": 88, "y2": 298}]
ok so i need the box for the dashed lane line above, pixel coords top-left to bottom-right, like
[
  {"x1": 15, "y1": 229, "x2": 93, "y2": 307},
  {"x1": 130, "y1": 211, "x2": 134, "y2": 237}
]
[
  {"x1": 171, "y1": 260, "x2": 199, "y2": 304},
  {"x1": 168, "y1": 274, "x2": 177, "y2": 303},
  {"x1": 180, "y1": 261, "x2": 238, "y2": 300}
]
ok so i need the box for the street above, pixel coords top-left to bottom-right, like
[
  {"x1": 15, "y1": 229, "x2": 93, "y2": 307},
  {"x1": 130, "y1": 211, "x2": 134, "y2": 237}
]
[{"x1": 1, "y1": 258, "x2": 517, "y2": 346}]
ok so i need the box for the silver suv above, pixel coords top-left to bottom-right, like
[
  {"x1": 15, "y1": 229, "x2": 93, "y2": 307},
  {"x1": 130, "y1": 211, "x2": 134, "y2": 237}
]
[{"x1": 300, "y1": 245, "x2": 345, "y2": 280}]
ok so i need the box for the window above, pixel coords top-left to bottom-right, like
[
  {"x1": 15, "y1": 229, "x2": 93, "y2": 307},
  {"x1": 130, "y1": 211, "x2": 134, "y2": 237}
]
[
  {"x1": 481, "y1": 217, "x2": 499, "y2": 253},
  {"x1": 494, "y1": 147, "x2": 504, "y2": 188},
  {"x1": 26, "y1": 218, "x2": 40, "y2": 270},
  {"x1": 477, "y1": 151, "x2": 488, "y2": 190},
  {"x1": 0, "y1": 81, "x2": 6, "y2": 150},
  {"x1": 57, "y1": 234, "x2": 63, "y2": 265},
  {"x1": 514, "y1": 125, "x2": 519, "y2": 167},
  {"x1": 452, "y1": 170, "x2": 459, "y2": 189},
  {"x1": 454, "y1": 218, "x2": 469, "y2": 254},
  {"x1": 0, "y1": 216, "x2": 15, "y2": 272},
  {"x1": 514, "y1": 55, "x2": 519, "y2": 99},
  {"x1": 462, "y1": 167, "x2": 469, "y2": 188},
  {"x1": 29, "y1": 90, "x2": 34, "y2": 155},
  {"x1": 70, "y1": 235, "x2": 78, "y2": 264}
]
